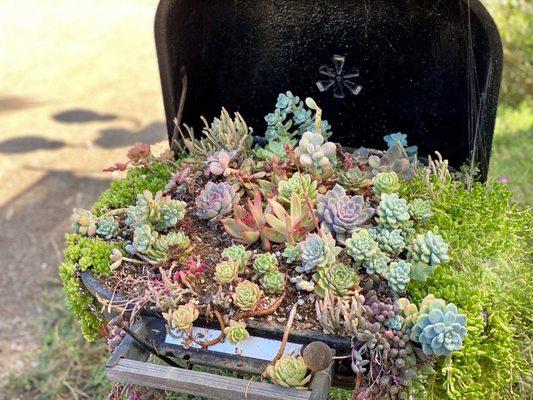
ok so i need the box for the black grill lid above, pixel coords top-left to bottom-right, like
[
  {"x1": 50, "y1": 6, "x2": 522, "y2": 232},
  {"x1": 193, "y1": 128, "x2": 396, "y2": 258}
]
[{"x1": 154, "y1": 0, "x2": 502, "y2": 179}]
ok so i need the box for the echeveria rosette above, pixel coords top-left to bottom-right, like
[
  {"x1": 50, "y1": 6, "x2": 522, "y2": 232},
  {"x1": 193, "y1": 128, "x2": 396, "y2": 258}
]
[
  {"x1": 253, "y1": 253, "x2": 278, "y2": 275},
  {"x1": 205, "y1": 150, "x2": 236, "y2": 177},
  {"x1": 372, "y1": 172, "x2": 400, "y2": 197},
  {"x1": 408, "y1": 198, "x2": 434, "y2": 222},
  {"x1": 317, "y1": 184, "x2": 375, "y2": 244},
  {"x1": 126, "y1": 224, "x2": 158, "y2": 254},
  {"x1": 376, "y1": 193, "x2": 411, "y2": 229},
  {"x1": 163, "y1": 301, "x2": 199, "y2": 332},
  {"x1": 282, "y1": 243, "x2": 300, "y2": 264},
  {"x1": 145, "y1": 231, "x2": 191, "y2": 264},
  {"x1": 266, "y1": 356, "x2": 312, "y2": 389},
  {"x1": 362, "y1": 251, "x2": 390, "y2": 275},
  {"x1": 96, "y1": 216, "x2": 119, "y2": 239},
  {"x1": 410, "y1": 295, "x2": 467, "y2": 356},
  {"x1": 383, "y1": 260, "x2": 411, "y2": 295},
  {"x1": 295, "y1": 131, "x2": 337, "y2": 177},
  {"x1": 374, "y1": 228, "x2": 406, "y2": 256},
  {"x1": 223, "y1": 320, "x2": 250, "y2": 345},
  {"x1": 255, "y1": 136, "x2": 296, "y2": 160},
  {"x1": 221, "y1": 245, "x2": 252, "y2": 272},
  {"x1": 277, "y1": 172, "x2": 318, "y2": 205},
  {"x1": 155, "y1": 199, "x2": 187, "y2": 231},
  {"x1": 195, "y1": 181, "x2": 240, "y2": 222},
  {"x1": 345, "y1": 229, "x2": 379, "y2": 264},
  {"x1": 410, "y1": 231, "x2": 450, "y2": 266},
  {"x1": 336, "y1": 167, "x2": 372, "y2": 192},
  {"x1": 384, "y1": 133, "x2": 408, "y2": 148},
  {"x1": 387, "y1": 315, "x2": 404, "y2": 331},
  {"x1": 72, "y1": 208, "x2": 98, "y2": 237},
  {"x1": 261, "y1": 271, "x2": 286, "y2": 293},
  {"x1": 313, "y1": 263, "x2": 360, "y2": 298},
  {"x1": 298, "y1": 231, "x2": 341, "y2": 273},
  {"x1": 293, "y1": 106, "x2": 312, "y2": 125},
  {"x1": 214, "y1": 260, "x2": 240, "y2": 284},
  {"x1": 125, "y1": 190, "x2": 186, "y2": 232},
  {"x1": 233, "y1": 280, "x2": 261, "y2": 311}
]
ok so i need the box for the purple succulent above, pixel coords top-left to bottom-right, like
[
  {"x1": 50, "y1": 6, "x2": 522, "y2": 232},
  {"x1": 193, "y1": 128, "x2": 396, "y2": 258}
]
[
  {"x1": 205, "y1": 150, "x2": 236, "y2": 177},
  {"x1": 195, "y1": 182, "x2": 240, "y2": 222},
  {"x1": 317, "y1": 184, "x2": 375, "y2": 244}
]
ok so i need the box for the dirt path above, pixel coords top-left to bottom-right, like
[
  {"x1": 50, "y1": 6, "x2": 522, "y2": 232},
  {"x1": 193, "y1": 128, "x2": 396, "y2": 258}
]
[{"x1": 0, "y1": 0, "x2": 167, "y2": 382}]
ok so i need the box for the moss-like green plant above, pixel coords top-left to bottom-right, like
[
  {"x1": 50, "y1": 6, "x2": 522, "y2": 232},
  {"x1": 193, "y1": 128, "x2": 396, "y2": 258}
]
[{"x1": 63, "y1": 234, "x2": 123, "y2": 277}]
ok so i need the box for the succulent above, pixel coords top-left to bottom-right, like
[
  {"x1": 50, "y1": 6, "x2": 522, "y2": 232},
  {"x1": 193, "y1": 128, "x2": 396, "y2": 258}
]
[
  {"x1": 145, "y1": 231, "x2": 191, "y2": 264},
  {"x1": 163, "y1": 301, "x2": 199, "y2": 332},
  {"x1": 374, "y1": 228, "x2": 406, "y2": 255},
  {"x1": 376, "y1": 193, "x2": 411, "y2": 229},
  {"x1": 345, "y1": 229, "x2": 379, "y2": 263},
  {"x1": 295, "y1": 131, "x2": 337, "y2": 177},
  {"x1": 408, "y1": 198, "x2": 434, "y2": 222},
  {"x1": 277, "y1": 172, "x2": 318, "y2": 205},
  {"x1": 276, "y1": 91, "x2": 300, "y2": 112},
  {"x1": 316, "y1": 184, "x2": 375, "y2": 244},
  {"x1": 383, "y1": 260, "x2": 411, "y2": 295},
  {"x1": 383, "y1": 133, "x2": 417, "y2": 160},
  {"x1": 362, "y1": 251, "x2": 390, "y2": 275},
  {"x1": 125, "y1": 190, "x2": 186, "y2": 232},
  {"x1": 222, "y1": 190, "x2": 277, "y2": 247},
  {"x1": 264, "y1": 192, "x2": 315, "y2": 245},
  {"x1": 221, "y1": 245, "x2": 252, "y2": 272},
  {"x1": 261, "y1": 271, "x2": 286, "y2": 293},
  {"x1": 410, "y1": 231, "x2": 450, "y2": 266},
  {"x1": 72, "y1": 208, "x2": 98, "y2": 237},
  {"x1": 387, "y1": 315, "x2": 404, "y2": 331},
  {"x1": 410, "y1": 295, "x2": 467, "y2": 356},
  {"x1": 336, "y1": 167, "x2": 372, "y2": 192},
  {"x1": 372, "y1": 172, "x2": 400, "y2": 197},
  {"x1": 96, "y1": 216, "x2": 119, "y2": 239},
  {"x1": 282, "y1": 243, "x2": 300, "y2": 264},
  {"x1": 313, "y1": 263, "x2": 360, "y2": 298},
  {"x1": 253, "y1": 253, "x2": 278, "y2": 275},
  {"x1": 126, "y1": 224, "x2": 158, "y2": 254},
  {"x1": 205, "y1": 150, "x2": 236, "y2": 177},
  {"x1": 255, "y1": 136, "x2": 296, "y2": 160},
  {"x1": 233, "y1": 280, "x2": 261, "y2": 311},
  {"x1": 395, "y1": 298, "x2": 419, "y2": 331},
  {"x1": 298, "y1": 231, "x2": 341, "y2": 273},
  {"x1": 266, "y1": 356, "x2": 312, "y2": 389},
  {"x1": 214, "y1": 260, "x2": 240, "y2": 284},
  {"x1": 156, "y1": 199, "x2": 188, "y2": 231},
  {"x1": 409, "y1": 261, "x2": 437, "y2": 282},
  {"x1": 223, "y1": 320, "x2": 250, "y2": 345},
  {"x1": 290, "y1": 275, "x2": 316, "y2": 292},
  {"x1": 195, "y1": 181, "x2": 240, "y2": 222},
  {"x1": 368, "y1": 144, "x2": 417, "y2": 181}
]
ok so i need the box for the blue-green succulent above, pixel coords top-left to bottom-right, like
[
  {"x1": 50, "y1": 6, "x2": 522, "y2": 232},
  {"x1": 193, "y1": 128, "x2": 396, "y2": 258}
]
[
  {"x1": 387, "y1": 315, "x2": 404, "y2": 331},
  {"x1": 221, "y1": 245, "x2": 252, "y2": 272},
  {"x1": 374, "y1": 228, "x2": 406, "y2": 255},
  {"x1": 126, "y1": 224, "x2": 158, "y2": 254},
  {"x1": 298, "y1": 232, "x2": 340, "y2": 273},
  {"x1": 372, "y1": 172, "x2": 400, "y2": 197},
  {"x1": 255, "y1": 136, "x2": 296, "y2": 160},
  {"x1": 345, "y1": 229, "x2": 379, "y2": 263},
  {"x1": 125, "y1": 190, "x2": 186, "y2": 232},
  {"x1": 409, "y1": 231, "x2": 450, "y2": 266},
  {"x1": 362, "y1": 251, "x2": 390, "y2": 275},
  {"x1": 96, "y1": 216, "x2": 119, "y2": 239},
  {"x1": 376, "y1": 193, "x2": 411, "y2": 229},
  {"x1": 282, "y1": 243, "x2": 300, "y2": 264},
  {"x1": 410, "y1": 295, "x2": 467, "y2": 356},
  {"x1": 384, "y1": 260, "x2": 411, "y2": 295},
  {"x1": 313, "y1": 263, "x2": 360, "y2": 298},
  {"x1": 408, "y1": 198, "x2": 434, "y2": 222},
  {"x1": 145, "y1": 231, "x2": 191, "y2": 264}
]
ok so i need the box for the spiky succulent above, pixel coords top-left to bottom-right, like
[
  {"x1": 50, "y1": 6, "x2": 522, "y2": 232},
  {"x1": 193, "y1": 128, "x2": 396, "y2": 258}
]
[
  {"x1": 282, "y1": 243, "x2": 300, "y2": 264},
  {"x1": 277, "y1": 172, "x2": 318, "y2": 205},
  {"x1": 71, "y1": 208, "x2": 98, "y2": 237},
  {"x1": 313, "y1": 263, "x2": 360, "y2": 298},
  {"x1": 253, "y1": 253, "x2": 278, "y2": 275},
  {"x1": 362, "y1": 251, "x2": 390, "y2": 275},
  {"x1": 317, "y1": 184, "x2": 375, "y2": 244},
  {"x1": 205, "y1": 150, "x2": 236, "y2": 177},
  {"x1": 163, "y1": 301, "x2": 199, "y2": 332},
  {"x1": 295, "y1": 131, "x2": 337, "y2": 177},
  {"x1": 410, "y1": 231, "x2": 450, "y2": 266},
  {"x1": 261, "y1": 271, "x2": 286, "y2": 293},
  {"x1": 298, "y1": 231, "x2": 341, "y2": 273},
  {"x1": 336, "y1": 167, "x2": 372, "y2": 192},
  {"x1": 374, "y1": 228, "x2": 406, "y2": 255},
  {"x1": 96, "y1": 216, "x2": 119, "y2": 239},
  {"x1": 214, "y1": 260, "x2": 240, "y2": 284},
  {"x1": 125, "y1": 190, "x2": 186, "y2": 232},
  {"x1": 372, "y1": 172, "x2": 400, "y2": 197},
  {"x1": 383, "y1": 260, "x2": 411, "y2": 294},
  {"x1": 266, "y1": 356, "x2": 311, "y2": 389},
  {"x1": 410, "y1": 295, "x2": 467, "y2": 356},
  {"x1": 221, "y1": 245, "x2": 252, "y2": 272},
  {"x1": 233, "y1": 280, "x2": 261, "y2": 311},
  {"x1": 408, "y1": 198, "x2": 434, "y2": 222},
  {"x1": 126, "y1": 224, "x2": 158, "y2": 254},
  {"x1": 223, "y1": 320, "x2": 249, "y2": 345},
  {"x1": 195, "y1": 182, "x2": 240, "y2": 222},
  {"x1": 345, "y1": 229, "x2": 379, "y2": 263},
  {"x1": 376, "y1": 193, "x2": 411, "y2": 229},
  {"x1": 145, "y1": 231, "x2": 191, "y2": 263}
]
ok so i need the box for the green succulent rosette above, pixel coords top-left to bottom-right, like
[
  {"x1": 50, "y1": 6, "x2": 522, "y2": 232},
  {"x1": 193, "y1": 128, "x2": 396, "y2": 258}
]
[
  {"x1": 376, "y1": 193, "x2": 411, "y2": 229},
  {"x1": 261, "y1": 271, "x2": 286, "y2": 293},
  {"x1": 233, "y1": 280, "x2": 261, "y2": 310},
  {"x1": 408, "y1": 198, "x2": 434, "y2": 222},
  {"x1": 145, "y1": 230, "x2": 191, "y2": 264},
  {"x1": 282, "y1": 243, "x2": 300, "y2": 264},
  {"x1": 223, "y1": 320, "x2": 250, "y2": 345},
  {"x1": 96, "y1": 216, "x2": 119, "y2": 239},
  {"x1": 163, "y1": 301, "x2": 199, "y2": 331},
  {"x1": 345, "y1": 229, "x2": 379, "y2": 263},
  {"x1": 277, "y1": 172, "x2": 318, "y2": 205},
  {"x1": 221, "y1": 245, "x2": 252, "y2": 272},
  {"x1": 313, "y1": 263, "x2": 360, "y2": 298},
  {"x1": 409, "y1": 231, "x2": 450, "y2": 266},
  {"x1": 373, "y1": 172, "x2": 400, "y2": 197},
  {"x1": 253, "y1": 253, "x2": 278, "y2": 275},
  {"x1": 266, "y1": 355, "x2": 312, "y2": 389},
  {"x1": 214, "y1": 260, "x2": 240, "y2": 284}
]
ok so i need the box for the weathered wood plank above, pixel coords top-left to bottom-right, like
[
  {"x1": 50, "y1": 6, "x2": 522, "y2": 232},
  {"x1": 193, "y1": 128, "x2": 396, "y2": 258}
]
[{"x1": 107, "y1": 359, "x2": 312, "y2": 400}]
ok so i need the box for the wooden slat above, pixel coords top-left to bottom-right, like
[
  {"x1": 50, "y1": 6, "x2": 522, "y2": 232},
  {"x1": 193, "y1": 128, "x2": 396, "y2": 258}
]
[{"x1": 107, "y1": 359, "x2": 312, "y2": 400}]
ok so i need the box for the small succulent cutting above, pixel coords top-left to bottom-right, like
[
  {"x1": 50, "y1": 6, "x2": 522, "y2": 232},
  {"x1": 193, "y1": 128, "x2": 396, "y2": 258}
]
[
  {"x1": 144, "y1": 231, "x2": 191, "y2": 264},
  {"x1": 372, "y1": 228, "x2": 406, "y2": 255},
  {"x1": 266, "y1": 356, "x2": 312, "y2": 389},
  {"x1": 295, "y1": 131, "x2": 337, "y2": 177},
  {"x1": 277, "y1": 172, "x2": 318, "y2": 205},
  {"x1": 376, "y1": 193, "x2": 411, "y2": 229},
  {"x1": 362, "y1": 251, "x2": 390, "y2": 275},
  {"x1": 233, "y1": 280, "x2": 261, "y2": 311},
  {"x1": 345, "y1": 229, "x2": 379, "y2": 263},
  {"x1": 298, "y1": 231, "x2": 341, "y2": 273},
  {"x1": 96, "y1": 216, "x2": 119, "y2": 239},
  {"x1": 72, "y1": 208, "x2": 98, "y2": 237},
  {"x1": 163, "y1": 301, "x2": 199, "y2": 332},
  {"x1": 372, "y1": 172, "x2": 400, "y2": 197},
  {"x1": 384, "y1": 260, "x2": 411, "y2": 295},
  {"x1": 408, "y1": 198, "x2": 434, "y2": 222},
  {"x1": 223, "y1": 320, "x2": 250, "y2": 345}
]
